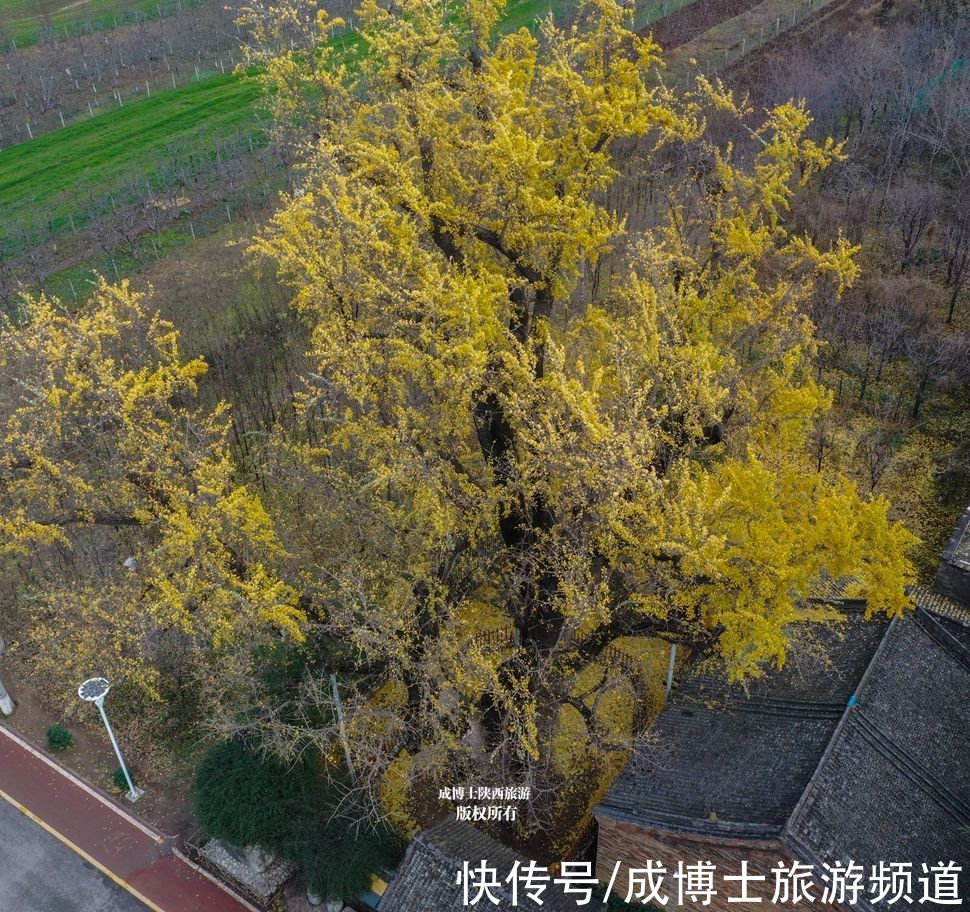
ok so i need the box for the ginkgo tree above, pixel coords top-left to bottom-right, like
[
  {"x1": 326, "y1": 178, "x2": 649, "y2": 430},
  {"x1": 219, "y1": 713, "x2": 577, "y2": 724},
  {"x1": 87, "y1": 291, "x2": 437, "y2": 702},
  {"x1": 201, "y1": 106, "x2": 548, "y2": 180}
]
[
  {"x1": 0, "y1": 0, "x2": 919, "y2": 844},
  {"x1": 0, "y1": 281, "x2": 303, "y2": 700},
  {"x1": 228, "y1": 0, "x2": 916, "y2": 825}
]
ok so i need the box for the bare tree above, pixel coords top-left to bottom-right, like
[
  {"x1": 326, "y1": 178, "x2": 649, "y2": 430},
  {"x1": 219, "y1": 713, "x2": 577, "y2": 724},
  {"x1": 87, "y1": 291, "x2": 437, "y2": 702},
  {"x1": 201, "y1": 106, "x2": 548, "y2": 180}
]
[
  {"x1": 892, "y1": 178, "x2": 939, "y2": 275},
  {"x1": 943, "y1": 203, "x2": 970, "y2": 323},
  {"x1": 855, "y1": 423, "x2": 900, "y2": 493},
  {"x1": 905, "y1": 321, "x2": 970, "y2": 419}
]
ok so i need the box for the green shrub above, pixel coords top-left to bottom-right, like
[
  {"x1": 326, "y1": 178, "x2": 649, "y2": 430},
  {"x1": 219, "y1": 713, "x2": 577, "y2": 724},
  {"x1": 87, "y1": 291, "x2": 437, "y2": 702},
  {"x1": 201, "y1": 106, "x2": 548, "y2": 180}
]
[
  {"x1": 112, "y1": 767, "x2": 135, "y2": 791},
  {"x1": 46, "y1": 723, "x2": 73, "y2": 752},
  {"x1": 194, "y1": 739, "x2": 401, "y2": 902}
]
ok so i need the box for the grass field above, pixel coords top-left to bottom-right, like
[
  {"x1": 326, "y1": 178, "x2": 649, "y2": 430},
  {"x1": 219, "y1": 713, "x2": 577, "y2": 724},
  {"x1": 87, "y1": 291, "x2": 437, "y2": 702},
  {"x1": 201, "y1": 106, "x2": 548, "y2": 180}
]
[
  {"x1": 480, "y1": 0, "x2": 698, "y2": 36},
  {"x1": 0, "y1": 71, "x2": 262, "y2": 250},
  {"x1": 0, "y1": 0, "x2": 556, "y2": 50},
  {"x1": 0, "y1": 0, "x2": 699, "y2": 220},
  {"x1": 0, "y1": 0, "x2": 540, "y2": 253},
  {"x1": 0, "y1": 0, "x2": 200, "y2": 50}
]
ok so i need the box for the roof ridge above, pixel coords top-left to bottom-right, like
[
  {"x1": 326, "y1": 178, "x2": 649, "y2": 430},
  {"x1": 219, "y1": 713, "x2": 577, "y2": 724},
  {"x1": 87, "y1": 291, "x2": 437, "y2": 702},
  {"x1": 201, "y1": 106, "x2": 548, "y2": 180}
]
[
  {"x1": 940, "y1": 503, "x2": 970, "y2": 565},
  {"x1": 677, "y1": 689, "x2": 849, "y2": 718},
  {"x1": 782, "y1": 617, "x2": 902, "y2": 837},
  {"x1": 783, "y1": 831, "x2": 878, "y2": 912},
  {"x1": 911, "y1": 583, "x2": 970, "y2": 628},
  {"x1": 593, "y1": 803, "x2": 784, "y2": 839},
  {"x1": 851, "y1": 713, "x2": 970, "y2": 825},
  {"x1": 913, "y1": 607, "x2": 970, "y2": 672},
  {"x1": 720, "y1": 701, "x2": 844, "y2": 721}
]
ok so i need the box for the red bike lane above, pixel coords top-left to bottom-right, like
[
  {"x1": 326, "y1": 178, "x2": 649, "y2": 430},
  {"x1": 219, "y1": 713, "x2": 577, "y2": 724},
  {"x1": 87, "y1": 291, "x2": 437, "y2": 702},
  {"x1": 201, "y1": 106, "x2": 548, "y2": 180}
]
[{"x1": 0, "y1": 723, "x2": 257, "y2": 912}]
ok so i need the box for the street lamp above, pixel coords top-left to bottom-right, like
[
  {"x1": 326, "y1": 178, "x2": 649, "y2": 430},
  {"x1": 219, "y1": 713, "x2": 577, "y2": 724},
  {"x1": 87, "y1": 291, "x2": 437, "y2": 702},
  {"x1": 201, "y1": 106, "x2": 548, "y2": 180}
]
[{"x1": 77, "y1": 677, "x2": 142, "y2": 802}]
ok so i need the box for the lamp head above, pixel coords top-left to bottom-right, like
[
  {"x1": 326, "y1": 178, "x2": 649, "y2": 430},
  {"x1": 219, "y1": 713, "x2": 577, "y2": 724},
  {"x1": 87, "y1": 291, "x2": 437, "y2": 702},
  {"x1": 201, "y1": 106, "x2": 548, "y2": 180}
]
[{"x1": 78, "y1": 677, "x2": 110, "y2": 704}]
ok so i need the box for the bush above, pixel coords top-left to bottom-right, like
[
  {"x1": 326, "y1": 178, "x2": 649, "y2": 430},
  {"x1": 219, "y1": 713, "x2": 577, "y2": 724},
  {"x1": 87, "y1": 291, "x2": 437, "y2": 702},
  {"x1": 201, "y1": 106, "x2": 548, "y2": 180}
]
[
  {"x1": 46, "y1": 723, "x2": 73, "y2": 752},
  {"x1": 112, "y1": 767, "x2": 135, "y2": 791},
  {"x1": 194, "y1": 739, "x2": 401, "y2": 902}
]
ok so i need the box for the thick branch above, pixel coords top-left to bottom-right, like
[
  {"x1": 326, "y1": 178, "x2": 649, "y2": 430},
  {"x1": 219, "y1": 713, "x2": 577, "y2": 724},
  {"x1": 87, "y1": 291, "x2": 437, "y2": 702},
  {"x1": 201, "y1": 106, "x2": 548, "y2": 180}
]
[{"x1": 38, "y1": 511, "x2": 141, "y2": 527}]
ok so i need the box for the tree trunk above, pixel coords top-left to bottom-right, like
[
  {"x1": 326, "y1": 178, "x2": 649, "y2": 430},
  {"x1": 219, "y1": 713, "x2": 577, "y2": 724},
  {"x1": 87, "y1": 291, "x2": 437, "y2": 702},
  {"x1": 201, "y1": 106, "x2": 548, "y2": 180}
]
[
  {"x1": 947, "y1": 275, "x2": 964, "y2": 324},
  {"x1": 912, "y1": 372, "x2": 929, "y2": 420}
]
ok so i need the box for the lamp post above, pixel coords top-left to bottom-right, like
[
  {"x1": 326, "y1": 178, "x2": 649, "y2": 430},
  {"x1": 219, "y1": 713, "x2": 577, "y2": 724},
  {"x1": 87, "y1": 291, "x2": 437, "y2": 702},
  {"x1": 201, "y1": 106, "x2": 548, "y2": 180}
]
[
  {"x1": 664, "y1": 643, "x2": 677, "y2": 703},
  {"x1": 0, "y1": 636, "x2": 14, "y2": 716},
  {"x1": 77, "y1": 677, "x2": 142, "y2": 802}
]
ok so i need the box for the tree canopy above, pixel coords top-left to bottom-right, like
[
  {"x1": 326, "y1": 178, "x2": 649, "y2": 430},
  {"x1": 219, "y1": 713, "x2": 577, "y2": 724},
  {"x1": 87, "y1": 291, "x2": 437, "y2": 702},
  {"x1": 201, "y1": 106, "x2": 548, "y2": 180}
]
[
  {"x1": 1, "y1": 0, "x2": 917, "y2": 845},
  {"x1": 234, "y1": 0, "x2": 916, "y2": 795},
  {"x1": 0, "y1": 281, "x2": 303, "y2": 696}
]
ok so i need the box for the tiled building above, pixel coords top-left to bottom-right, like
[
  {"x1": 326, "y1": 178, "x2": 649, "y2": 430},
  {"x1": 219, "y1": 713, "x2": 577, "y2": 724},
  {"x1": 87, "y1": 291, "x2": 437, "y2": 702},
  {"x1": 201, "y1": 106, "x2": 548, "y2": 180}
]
[
  {"x1": 935, "y1": 503, "x2": 970, "y2": 604},
  {"x1": 378, "y1": 818, "x2": 575, "y2": 912}
]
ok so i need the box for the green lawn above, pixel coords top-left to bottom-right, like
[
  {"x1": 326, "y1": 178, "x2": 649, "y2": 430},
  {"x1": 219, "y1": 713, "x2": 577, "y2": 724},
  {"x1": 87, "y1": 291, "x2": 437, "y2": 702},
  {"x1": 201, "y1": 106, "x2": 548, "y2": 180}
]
[
  {"x1": 0, "y1": 0, "x2": 200, "y2": 50},
  {"x1": 0, "y1": 0, "x2": 695, "y2": 51},
  {"x1": 498, "y1": 0, "x2": 698, "y2": 34},
  {"x1": 0, "y1": 2, "x2": 497, "y2": 255},
  {"x1": 0, "y1": 72, "x2": 262, "y2": 252}
]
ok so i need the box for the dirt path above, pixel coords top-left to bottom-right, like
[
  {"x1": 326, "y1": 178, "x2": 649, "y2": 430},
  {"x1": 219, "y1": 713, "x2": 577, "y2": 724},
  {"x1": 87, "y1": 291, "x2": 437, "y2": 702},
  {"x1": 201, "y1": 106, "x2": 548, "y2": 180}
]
[
  {"x1": 56, "y1": 0, "x2": 94, "y2": 13},
  {"x1": 661, "y1": 0, "x2": 858, "y2": 86},
  {"x1": 649, "y1": 0, "x2": 765, "y2": 50}
]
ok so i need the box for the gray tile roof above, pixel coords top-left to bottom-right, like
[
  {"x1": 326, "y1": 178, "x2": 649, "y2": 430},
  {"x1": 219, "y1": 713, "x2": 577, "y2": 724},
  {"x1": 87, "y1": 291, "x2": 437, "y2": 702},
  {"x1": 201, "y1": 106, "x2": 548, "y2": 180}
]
[
  {"x1": 597, "y1": 604, "x2": 970, "y2": 908},
  {"x1": 785, "y1": 610, "x2": 970, "y2": 910},
  {"x1": 379, "y1": 819, "x2": 576, "y2": 912},
  {"x1": 784, "y1": 721, "x2": 965, "y2": 909},
  {"x1": 597, "y1": 702, "x2": 838, "y2": 835},
  {"x1": 935, "y1": 505, "x2": 970, "y2": 604},
  {"x1": 596, "y1": 608, "x2": 887, "y2": 837}
]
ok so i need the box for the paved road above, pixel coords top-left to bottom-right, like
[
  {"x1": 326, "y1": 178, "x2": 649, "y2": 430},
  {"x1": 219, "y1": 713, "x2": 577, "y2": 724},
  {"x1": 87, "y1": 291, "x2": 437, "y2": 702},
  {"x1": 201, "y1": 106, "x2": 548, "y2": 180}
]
[
  {"x1": 0, "y1": 724, "x2": 256, "y2": 912},
  {"x1": 0, "y1": 796, "x2": 149, "y2": 912}
]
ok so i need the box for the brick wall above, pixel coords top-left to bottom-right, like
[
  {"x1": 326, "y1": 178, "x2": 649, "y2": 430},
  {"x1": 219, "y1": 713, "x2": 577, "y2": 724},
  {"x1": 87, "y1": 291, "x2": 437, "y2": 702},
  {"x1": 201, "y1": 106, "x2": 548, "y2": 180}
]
[{"x1": 595, "y1": 816, "x2": 845, "y2": 912}]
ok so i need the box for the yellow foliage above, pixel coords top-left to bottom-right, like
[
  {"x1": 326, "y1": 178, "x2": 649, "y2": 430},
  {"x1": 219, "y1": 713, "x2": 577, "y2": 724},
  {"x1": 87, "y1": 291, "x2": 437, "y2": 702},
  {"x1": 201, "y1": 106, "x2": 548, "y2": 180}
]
[
  {"x1": 380, "y1": 752, "x2": 420, "y2": 836},
  {"x1": 238, "y1": 0, "x2": 915, "y2": 805},
  {"x1": 0, "y1": 280, "x2": 304, "y2": 698},
  {"x1": 549, "y1": 704, "x2": 590, "y2": 774},
  {"x1": 592, "y1": 683, "x2": 635, "y2": 747}
]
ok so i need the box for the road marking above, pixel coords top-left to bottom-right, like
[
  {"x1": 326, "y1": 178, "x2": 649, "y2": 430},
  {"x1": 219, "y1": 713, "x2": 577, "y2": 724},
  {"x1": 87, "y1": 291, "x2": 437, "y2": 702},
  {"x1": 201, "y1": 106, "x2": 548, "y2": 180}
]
[
  {"x1": 0, "y1": 724, "x2": 258, "y2": 912},
  {"x1": 0, "y1": 722, "x2": 164, "y2": 842},
  {"x1": 0, "y1": 786, "x2": 163, "y2": 912}
]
